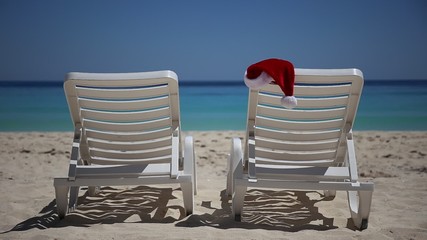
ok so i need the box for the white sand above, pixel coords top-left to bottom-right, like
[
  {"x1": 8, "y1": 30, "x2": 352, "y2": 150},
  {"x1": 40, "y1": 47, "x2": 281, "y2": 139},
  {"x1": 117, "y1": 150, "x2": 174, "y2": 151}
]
[{"x1": 1, "y1": 131, "x2": 426, "y2": 239}]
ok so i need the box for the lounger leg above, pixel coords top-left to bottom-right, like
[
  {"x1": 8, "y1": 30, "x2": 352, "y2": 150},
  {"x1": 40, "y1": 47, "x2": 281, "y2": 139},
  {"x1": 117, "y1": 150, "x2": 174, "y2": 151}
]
[
  {"x1": 226, "y1": 154, "x2": 233, "y2": 196},
  {"x1": 230, "y1": 137, "x2": 245, "y2": 221},
  {"x1": 193, "y1": 154, "x2": 197, "y2": 196},
  {"x1": 68, "y1": 186, "x2": 80, "y2": 211},
  {"x1": 348, "y1": 190, "x2": 373, "y2": 230},
  {"x1": 180, "y1": 181, "x2": 194, "y2": 216},
  {"x1": 232, "y1": 184, "x2": 247, "y2": 221},
  {"x1": 55, "y1": 185, "x2": 70, "y2": 219},
  {"x1": 184, "y1": 136, "x2": 196, "y2": 197}
]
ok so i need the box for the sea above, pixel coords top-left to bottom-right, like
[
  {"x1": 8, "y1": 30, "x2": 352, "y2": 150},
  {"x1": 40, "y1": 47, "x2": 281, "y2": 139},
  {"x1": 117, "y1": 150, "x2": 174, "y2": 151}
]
[{"x1": 1, "y1": 80, "x2": 427, "y2": 131}]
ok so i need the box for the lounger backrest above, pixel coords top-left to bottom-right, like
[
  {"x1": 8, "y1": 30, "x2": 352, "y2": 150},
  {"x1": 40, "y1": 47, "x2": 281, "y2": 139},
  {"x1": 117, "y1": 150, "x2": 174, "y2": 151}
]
[
  {"x1": 247, "y1": 69, "x2": 364, "y2": 167},
  {"x1": 63, "y1": 71, "x2": 180, "y2": 165}
]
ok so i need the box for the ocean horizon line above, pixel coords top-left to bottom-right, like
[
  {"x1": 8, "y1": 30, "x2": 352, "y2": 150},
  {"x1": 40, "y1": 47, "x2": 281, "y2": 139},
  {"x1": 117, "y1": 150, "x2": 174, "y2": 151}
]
[{"x1": 1, "y1": 79, "x2": 427, "y2": 88}]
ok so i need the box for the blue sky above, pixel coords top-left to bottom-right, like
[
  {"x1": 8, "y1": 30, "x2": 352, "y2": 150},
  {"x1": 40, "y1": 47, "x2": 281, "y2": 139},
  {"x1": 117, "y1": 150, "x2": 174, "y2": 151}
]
[{"x1": 1, "y1": 0, "x2": 426, "y2": 81}]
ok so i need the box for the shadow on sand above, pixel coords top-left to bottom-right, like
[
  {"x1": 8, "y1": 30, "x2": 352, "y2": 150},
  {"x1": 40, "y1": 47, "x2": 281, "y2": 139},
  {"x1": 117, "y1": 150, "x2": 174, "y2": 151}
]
[
  {"x1": 2, "y1": 185, "x2": 185, "y2": 232},
  {"x1": 176, "y1": 189, "x2": 340, "y2": 232},
  {"x1": 3, "y1": 187, "x2": 357, "y2": 233}
]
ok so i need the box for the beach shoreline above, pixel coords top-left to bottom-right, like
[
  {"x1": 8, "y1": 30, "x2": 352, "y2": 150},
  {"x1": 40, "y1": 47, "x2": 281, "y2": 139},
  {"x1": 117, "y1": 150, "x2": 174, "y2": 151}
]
[{"x1": 1, "y1": 131, "x2": 426, "y2": 239}]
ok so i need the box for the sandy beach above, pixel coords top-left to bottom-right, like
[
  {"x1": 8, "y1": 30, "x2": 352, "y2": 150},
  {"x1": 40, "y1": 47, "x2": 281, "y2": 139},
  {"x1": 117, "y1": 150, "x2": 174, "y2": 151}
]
[{"x1": 1, "y1": 131, "x2": 426, "y2": 239}]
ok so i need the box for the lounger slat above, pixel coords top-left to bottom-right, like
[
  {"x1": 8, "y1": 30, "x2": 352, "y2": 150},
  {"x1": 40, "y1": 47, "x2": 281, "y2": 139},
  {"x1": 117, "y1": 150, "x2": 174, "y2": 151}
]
[
  {"x1": 255, "y1": 116, "x2": 344, "y2": 131},
  {"x1": 87, "y1": 137, "x2": 172, "y2": 151},
  {"x1": 78, "y1": 96, "x2": 169, "y2": 111},
  {"x1": 255, "y1": 127, "x2": 341, "y2": 141},
  {"x1": 261, "y1": 84, "x2": 351, "y2": 96},
  {"x1": 89, "y1": 155, "x2": 172, "y2": 165},
  {"x1": 75, "y1": 163, "x2": 171, "y2": 177},
  {"x1": 90, "y1": 146, "x2": 172, "y2": 160},
  {"x1": 255, "y1": 137, "x2": 339, "y2": 151},
  {"x1": 83, "y1": 118, "x2": 171, "y2": 132},
  {"x1": 258, "y1": 93, "x2": 349, "y2": 108},
  {"x1": 76, "y1": 85, "x2": 169, "y2": 99},
  {"x1": 257, "y1": 105, "x2": 346, "y2": 120},
  {"x1": 295, "y1": 85, "x2": 351, "y2": 96},
  {"x1": 81, "y1": 107, "x2": 170, "y2": 122},
  {"x1": 255, "y1": 166, "x2": 350, "y2": 180},
  {"x1": 85, "y1": 128, "x2": 171, "y2": 142},
  {"x1": 255, "y1": 148, "x2": 336, "y2": 161},
  {"x1": 255, "y1": 157, "x2": 335, "y2": 166}
]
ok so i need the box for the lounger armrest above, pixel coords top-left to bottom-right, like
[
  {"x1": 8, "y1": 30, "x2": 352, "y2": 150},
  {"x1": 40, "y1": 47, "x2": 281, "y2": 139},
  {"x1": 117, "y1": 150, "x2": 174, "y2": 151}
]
[
  {"x1": 346, "y1": 131, "x2": 359, "y2": 182},
  {"x1": 230, "y1": 138, "x2": 243, "y2": 173},
  {"x1": 247, "y1": 132, "x2": 257, "y2": 181},
  {"x1": 231, "y1": 137, "x2": 244, "y2": 180},
  {"x1": 183, "y1": 135, "x2": 194, "y2": 175},
  {"x1": 171, "y1": 127, "x2": 180, "y2": 179},
  {"x1": 68, "y1": 125, "x2": 82, "y2": 181},
  {"x1": 244, "y1": 121, "x2": 255, "y2": 166}
]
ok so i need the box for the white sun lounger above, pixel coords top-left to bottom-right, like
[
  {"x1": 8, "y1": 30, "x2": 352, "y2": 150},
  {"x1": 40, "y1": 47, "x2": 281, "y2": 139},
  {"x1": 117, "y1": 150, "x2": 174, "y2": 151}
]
[
  {"x1": 54, "y1": 70, "x2": 196, "y2": 218},
  {"x1": 227, "y1": 68, "x2": 373, "y2": 230}
]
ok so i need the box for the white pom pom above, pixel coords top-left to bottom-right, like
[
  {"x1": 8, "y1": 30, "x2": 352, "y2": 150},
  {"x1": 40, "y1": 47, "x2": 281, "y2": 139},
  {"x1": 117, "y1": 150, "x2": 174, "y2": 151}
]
[
  {"x1": 244, "y1": 71, "x2": 273, "y2": 90},
  {"x1": 281, "y1": 96, "x2": 297, "y2": 109}
]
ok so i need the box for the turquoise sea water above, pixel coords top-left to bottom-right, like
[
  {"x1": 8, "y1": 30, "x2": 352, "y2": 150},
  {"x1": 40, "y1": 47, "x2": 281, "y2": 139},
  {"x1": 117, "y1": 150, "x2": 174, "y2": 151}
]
[{"x1": 0, "y1": 80, "x2": 426, "y2": 131}]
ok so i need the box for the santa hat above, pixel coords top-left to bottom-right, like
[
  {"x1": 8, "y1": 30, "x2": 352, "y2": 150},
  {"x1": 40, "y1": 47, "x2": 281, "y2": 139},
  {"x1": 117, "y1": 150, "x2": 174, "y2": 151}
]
[{"x1": 244, "y1": 58, "x2": 297, "y2": 108}]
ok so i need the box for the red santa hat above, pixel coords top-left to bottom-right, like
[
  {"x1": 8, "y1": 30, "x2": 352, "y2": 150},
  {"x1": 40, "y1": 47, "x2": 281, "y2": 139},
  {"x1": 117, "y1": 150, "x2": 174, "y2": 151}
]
[{"x1": 244, "y1": 58, "x2": 297, "y2": 108}]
